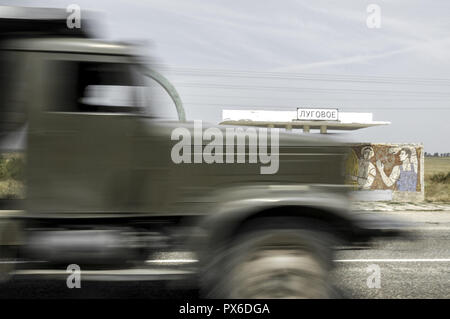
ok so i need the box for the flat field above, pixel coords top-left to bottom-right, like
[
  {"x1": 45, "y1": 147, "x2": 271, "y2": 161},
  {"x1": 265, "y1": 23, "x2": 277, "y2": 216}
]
[{"x1": 424, "y1": 157, "x2": 450, "y2": 202}]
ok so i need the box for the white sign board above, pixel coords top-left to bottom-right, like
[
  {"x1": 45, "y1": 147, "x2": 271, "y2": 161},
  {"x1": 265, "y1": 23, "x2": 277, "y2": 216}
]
[{"x1": 297, "y1": 108, "x2": 339, "y2": 121}]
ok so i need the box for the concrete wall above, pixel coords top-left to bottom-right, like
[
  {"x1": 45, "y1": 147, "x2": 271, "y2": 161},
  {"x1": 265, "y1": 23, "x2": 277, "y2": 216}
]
[{"x1": 345, "y1": 143, "x2": 424, "y2": 202}]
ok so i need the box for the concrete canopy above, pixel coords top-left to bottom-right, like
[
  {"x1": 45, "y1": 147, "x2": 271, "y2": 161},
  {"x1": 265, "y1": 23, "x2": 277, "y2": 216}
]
[{"x1": 220, "y1": 110, "x2": 390, "y2": 133}]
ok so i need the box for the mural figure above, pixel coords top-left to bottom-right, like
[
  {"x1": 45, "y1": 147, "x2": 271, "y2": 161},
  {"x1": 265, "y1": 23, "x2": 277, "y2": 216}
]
[
  {"x1": 349, "y1": 146, "x2": 376, "y2": 189},
  {"x1": 376, "y1": 147, "x2": 418, "y2": 192}
]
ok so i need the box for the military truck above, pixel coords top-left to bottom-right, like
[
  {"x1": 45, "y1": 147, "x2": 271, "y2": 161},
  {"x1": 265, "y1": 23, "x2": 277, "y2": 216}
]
[{"x1": 0, "y1": 7, "x2": 405, "y2": 298}]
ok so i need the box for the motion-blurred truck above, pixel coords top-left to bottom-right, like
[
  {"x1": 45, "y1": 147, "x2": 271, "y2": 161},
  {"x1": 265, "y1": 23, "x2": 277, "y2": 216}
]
[{"x1": 0, "y1": 7, "x2": 403, "y2": 298}]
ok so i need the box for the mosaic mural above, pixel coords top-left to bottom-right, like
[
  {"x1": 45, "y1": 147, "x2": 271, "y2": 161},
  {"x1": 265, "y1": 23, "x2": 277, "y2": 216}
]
[{"x1": 346, "y1": 144, "x2": 422, "y2": 193}]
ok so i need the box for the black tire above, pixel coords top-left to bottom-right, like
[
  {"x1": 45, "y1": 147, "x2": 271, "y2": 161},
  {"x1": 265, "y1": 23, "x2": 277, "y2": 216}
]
[{"x1": 201, "y1": 218, "x2": 338, "y2": 299}]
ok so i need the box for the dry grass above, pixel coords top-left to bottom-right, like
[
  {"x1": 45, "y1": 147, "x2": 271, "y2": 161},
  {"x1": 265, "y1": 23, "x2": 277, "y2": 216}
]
[
  {"x1": 0, "y1": 152, "x2": 25, "y2": 199},
  {"x1": 0, "y1": 180, "x2": 25, "y2": 199},
  {"x1": 425, "y1": 157, "x2": 450, "y2": 203}
]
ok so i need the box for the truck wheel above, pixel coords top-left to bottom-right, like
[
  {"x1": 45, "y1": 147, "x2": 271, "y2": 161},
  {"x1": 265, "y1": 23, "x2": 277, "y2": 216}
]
[{"x1": 201, "y1": 218, "x2": 337, "y2": 298}]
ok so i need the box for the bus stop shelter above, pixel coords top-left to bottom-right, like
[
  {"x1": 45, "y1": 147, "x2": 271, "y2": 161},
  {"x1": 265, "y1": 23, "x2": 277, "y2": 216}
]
[{"x1": 220, "y1": 109, "x2": 390, "y2": 133}]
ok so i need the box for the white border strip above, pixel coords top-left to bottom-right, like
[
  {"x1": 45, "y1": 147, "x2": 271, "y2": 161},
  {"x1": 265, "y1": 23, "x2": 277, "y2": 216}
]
[{"x1": 334, "y1": 258, "x2": 450, "y2": 262}]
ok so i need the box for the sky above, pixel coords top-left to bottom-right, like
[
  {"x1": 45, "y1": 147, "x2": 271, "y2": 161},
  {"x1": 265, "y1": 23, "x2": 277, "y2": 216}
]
[{"x1": 3, "y1": 0, "x2": 450, "y2": 152}]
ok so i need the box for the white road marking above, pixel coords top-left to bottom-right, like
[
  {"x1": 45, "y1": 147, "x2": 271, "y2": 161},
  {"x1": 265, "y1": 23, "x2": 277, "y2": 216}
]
[
  {"x1": 145, "y1": 259, "x2": 198, "y2": 263},
  {"x1": 12, "y1": 268, "x2": 194, "y2": 275},
  {"x1": 0, "y1": 260, "x2": 46, "y2": 264},
  {"x1": 334, "y1": 258, "x2": 450, "y2": 262},
  {"x1": 402, "y1": 226, "x2": 450, "y2": 230}
]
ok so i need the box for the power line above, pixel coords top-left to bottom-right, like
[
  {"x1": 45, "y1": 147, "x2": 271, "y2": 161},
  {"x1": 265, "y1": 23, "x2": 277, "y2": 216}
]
[
  {"x1": 181, "y1": 93, "x2": 450, "y2": 102},
  {"x1": 156, "y1": 65, "x2": 450, "y2": 86},
  {"x1": 173, "y1": 82, "x2": 450, "y2": 96},
  {"x1": 182, "y1": 102, "x2": 449, "y2": 110}
]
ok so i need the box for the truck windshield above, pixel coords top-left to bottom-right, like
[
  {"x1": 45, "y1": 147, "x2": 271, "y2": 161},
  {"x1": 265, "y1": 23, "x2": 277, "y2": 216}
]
[
  {"x1": 47, "y1": 61, "x2": 148, "y2": 115},
  {"x1": 48, "y1": 60, "x2": 181, "y2": 120}
]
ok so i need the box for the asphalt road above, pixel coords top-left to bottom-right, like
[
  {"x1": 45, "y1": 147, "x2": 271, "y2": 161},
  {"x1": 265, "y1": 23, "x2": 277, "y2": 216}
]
[
  {"x1": 331, "y1": 211, "x2": 450, "y2": 298},
  {"x1": 0, "y1": 211, "x2": 449, "y2": 299}
]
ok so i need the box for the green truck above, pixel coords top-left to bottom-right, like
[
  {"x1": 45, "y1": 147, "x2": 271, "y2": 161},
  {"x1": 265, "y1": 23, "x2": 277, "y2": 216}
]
[{"x1": 0, "y1": 7, "x2": 405, "y2": 298}]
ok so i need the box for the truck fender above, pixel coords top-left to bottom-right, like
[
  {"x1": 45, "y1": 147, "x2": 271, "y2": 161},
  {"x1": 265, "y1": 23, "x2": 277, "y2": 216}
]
[{"x1": 195, "y1": 185, "x2": 360, "y2": 254}]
